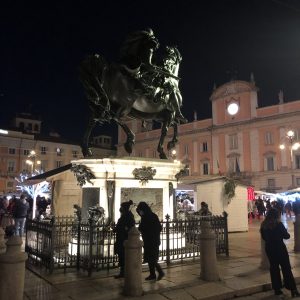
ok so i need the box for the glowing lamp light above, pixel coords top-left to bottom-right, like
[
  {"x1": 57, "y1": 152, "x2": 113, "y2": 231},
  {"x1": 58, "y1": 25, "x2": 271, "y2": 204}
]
[
  {"x1": 279, "y1": 144, "x2": 285, "y2": 150},
  {"x1": 287, "y1": 130, "x2": 295, "y2": 139},
  {"x1": 36, "y1": 160, "x2": 41, "y2": 165},
  {"x1": 26, "y1": 160, "x2": 33, "y2": 165},
  {"x1": 227, "y1": 103, "x2": 239, "y2": 115},
  {"x1": 171, "y1": 149, "x2": 176, "y2": 155},
  {"x1": 30, "y1": 150, "x2": 36, "y2": 155},
  {"x1": 292, "y1": 142, "x2": 300, "y2": 151},
  {"x1": 0, "y1": 129, "x2": 8, "y2": 134}
]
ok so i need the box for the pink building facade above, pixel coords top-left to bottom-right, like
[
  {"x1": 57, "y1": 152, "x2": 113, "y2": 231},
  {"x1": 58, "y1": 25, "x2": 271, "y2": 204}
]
[{"x1": 117, "y1": 80, "x2": 300, "y2": 193}]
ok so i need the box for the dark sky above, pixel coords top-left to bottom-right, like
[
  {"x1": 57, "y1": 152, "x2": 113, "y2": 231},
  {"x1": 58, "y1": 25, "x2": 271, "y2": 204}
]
[{"x1": 1, "y1": 0, "x2": 300, "y2": 144}]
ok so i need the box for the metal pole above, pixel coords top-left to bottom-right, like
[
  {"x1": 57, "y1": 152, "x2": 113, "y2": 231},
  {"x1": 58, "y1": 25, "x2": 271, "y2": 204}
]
[
  {"x1": 165, "y1": 214, "x2": 170, "y2": 266},
  {"x1": 290, "y1": 146, "x2": 295, "y2": 188},
  {"x1": 88, "y1": 218, "x2": 93, "y2": 276},
  {"x1": 76, "y1": 216, "x2": 81, "y2": 271}
]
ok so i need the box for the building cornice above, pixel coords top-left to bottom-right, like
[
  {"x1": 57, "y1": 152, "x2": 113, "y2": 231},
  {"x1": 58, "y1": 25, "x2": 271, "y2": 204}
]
[{"x1": 210, "y1": 80, "x2": 258, "y2": 102}]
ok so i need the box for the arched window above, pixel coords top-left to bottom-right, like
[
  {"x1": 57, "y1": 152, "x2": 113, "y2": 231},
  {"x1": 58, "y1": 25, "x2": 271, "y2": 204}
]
[{"x1": 19, "y1": 122, "x2": 25, "y2": 130}]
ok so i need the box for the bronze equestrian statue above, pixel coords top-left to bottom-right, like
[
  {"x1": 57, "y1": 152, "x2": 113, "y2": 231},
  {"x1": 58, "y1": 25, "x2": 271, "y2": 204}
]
[{"x1": 80, "y1": 28, "x2": 187, "y2": 159}]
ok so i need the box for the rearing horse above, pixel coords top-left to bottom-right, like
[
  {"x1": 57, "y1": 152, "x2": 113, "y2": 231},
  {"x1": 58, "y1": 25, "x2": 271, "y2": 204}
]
[{"x1": 79, "y1": 29, "x2": 186, "y2": 159}]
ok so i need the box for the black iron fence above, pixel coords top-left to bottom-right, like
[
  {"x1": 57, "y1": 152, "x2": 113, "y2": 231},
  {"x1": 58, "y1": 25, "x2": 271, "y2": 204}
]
[{"x1": 25, "y1": 213, "x2": 228, "y2": 275}]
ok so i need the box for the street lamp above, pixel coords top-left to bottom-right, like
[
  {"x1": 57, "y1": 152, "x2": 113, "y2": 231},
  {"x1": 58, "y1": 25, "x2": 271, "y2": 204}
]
[
  {"x1": 26, "y1": 150, "x2": 41, "y2": 174},
  {"x1": 170, "y1": 149, "x2": 177, "y2": 161},
  {"x1": 279, "y1": 130, "x2": 300, "y2": 188}
]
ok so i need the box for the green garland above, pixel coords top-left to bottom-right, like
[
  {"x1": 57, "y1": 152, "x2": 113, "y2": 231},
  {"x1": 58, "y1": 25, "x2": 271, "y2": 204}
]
[{"x1": 224, "y1": 178, "x2": 236, "y2": 199}]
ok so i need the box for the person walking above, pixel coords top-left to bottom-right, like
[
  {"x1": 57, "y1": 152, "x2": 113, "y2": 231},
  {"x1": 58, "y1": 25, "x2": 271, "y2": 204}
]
[
  {"x1": 13, "y1": 194, "x2": 30, "y2": 237},
  {"x1": 136, "y1": 201, "x2": 165, "y2": 281},
  {"x1": 260, "y1": 208, "x2": 300, "y2": 297},
  {"x1": 196, "y1": 201, "x2": 212, "y2": 216},
  {"x1": 113, "y1": 200, "x2": 135, "y2": 278}
]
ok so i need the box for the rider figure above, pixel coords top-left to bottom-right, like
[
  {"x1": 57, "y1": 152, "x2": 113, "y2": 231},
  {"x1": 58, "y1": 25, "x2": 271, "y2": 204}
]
[{"x1": 152, "y1": 47, "x2": 187, "y2": 124}]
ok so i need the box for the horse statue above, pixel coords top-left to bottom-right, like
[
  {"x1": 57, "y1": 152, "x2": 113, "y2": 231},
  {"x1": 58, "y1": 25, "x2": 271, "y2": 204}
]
[{"x1": 79, "y1": 28, "x2": 187, "y2": 159}]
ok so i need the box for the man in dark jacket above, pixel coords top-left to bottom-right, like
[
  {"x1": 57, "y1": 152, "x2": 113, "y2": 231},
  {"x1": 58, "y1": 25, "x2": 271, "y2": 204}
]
[
  {"x1": 136, "y1": 201, "x2": 165, "y2": 281},
  {"x1": 13, "y1": 194, "x2": 30, "y2": 237},
  {"x1": 113, "y1": 200, "x2": 135, "y2": 278}
]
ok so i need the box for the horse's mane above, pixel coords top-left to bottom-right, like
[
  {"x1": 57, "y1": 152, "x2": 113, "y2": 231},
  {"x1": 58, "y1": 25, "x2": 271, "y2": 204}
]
[{"x1": 119, "y1": 28, "x2": 155, "y2": 61}]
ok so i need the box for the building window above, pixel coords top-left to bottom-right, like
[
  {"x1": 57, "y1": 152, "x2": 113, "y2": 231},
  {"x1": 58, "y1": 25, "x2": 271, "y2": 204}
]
[
  {"x1": 202, "y1": 162, "x2": 209, "y2": 175},
  {"x1": 23, "y1": 149, "x2": 30, "y2": 156},
  {"x1": 56, "y1": 147, "x2": 63, "y2": 156},
  {"x1": 152, "y1": 150, "x2": 156, "y2": 158},
  {"x1": 297, "y1": 178, "x2": 300, "y2": 186},
  {"x1": 6, "y1": 181, "x2": 14, "y2": 188},
  {"x1": 265, "y1": 132, "x2": 274, "y2": 145},
  {"x1": 184, "y1": 145, "x2": 189, "y2": 155},
  {"x1": 202, "y1": 142, "x2": 208, "y2": 152},
  {"x1": 56, "y1": 161, "x2": 62, "y2": 168},
  {"x1": 229, "y1": 134, "x2": 238, "y2": 150},
  {"x1": 266, "y1": 156, "x2": 275, "y2": 171},
  {"x1": 185, "y1": 165, "x2": 190, "y2": 176},
  {"x1": 267, "y1": 178, "x2": 275, "y2": 188},
  {"x1": 34, "y1": 124, "x2": 39, "y2": 132},
  {"x1": 40, "y1": 160, "x2": 48, "y2": 171},
  {"x1": 40, "y1": 146, "x2": 47, "y2": 155},
  {"x1": 294, "y1": 129, "x2": 300, "y2": 141},
  {"x1": 228, "y1": 157, "x2": 235, "y2": 173},
  {"x1": 72, "y1": 150, "x2": 78, "y2": 158},
  {"x1": 8, "y1": 148, "x2": 16, "y2": 155},
  {"x1": 296, "y1": 155, "x2": 300, "y2": 169},
  {"x1": 7, "y1": 161, "x2": 15, "y2": 172}
]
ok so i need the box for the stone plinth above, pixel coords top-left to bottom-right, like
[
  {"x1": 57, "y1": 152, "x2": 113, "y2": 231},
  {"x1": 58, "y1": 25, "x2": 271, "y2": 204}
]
[
  {"x1": 0, "y1": 236, "x2": 28, "y2": 300},
  {"x1": 123, "y1": 226, "x2": 143, "y2": 296}
]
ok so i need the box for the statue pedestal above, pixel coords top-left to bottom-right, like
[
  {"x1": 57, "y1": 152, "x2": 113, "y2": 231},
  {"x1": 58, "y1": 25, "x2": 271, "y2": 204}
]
[
  {"x1": 68, "y1": 238, "x2": 113, "y2": 256},
  {"x1": 71, "y1": 157, "x2": 184, "y2": 222}
]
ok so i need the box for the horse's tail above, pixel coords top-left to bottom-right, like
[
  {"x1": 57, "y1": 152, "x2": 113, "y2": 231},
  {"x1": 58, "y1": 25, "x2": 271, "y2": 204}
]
[{"x1": 79, "y1": 54, "x2": 110, "y2": 113}]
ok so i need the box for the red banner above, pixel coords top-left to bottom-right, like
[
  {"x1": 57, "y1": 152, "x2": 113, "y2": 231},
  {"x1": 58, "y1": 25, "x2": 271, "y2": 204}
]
[{"x1": 247, "y1": 186, "x2": 255, "y2": 200}]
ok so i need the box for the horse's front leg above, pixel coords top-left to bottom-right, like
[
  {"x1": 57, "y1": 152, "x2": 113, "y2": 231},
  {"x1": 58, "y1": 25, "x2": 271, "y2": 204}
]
[
  {"x1": 167, "y1": 123, "x2": 178, "y2": 151},
  {"x1": 81, "y1": 115, "x2": 97, "y2": 157},
  {"x1": 157, "y1": 120, "x2": 170, "y2": 159},
  {"x1": 115, "y1": 120, "x2": 135, "y2": 154}
]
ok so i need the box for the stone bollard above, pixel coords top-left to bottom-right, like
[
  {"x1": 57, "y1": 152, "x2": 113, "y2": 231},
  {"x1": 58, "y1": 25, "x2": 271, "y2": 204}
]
[
  {"x1": 0, "y1": 236, "x2": 28, "y2": 300},
  {"x1": 294, "y1": 215, "x2": 300, "y2": 252},
  {"x1": 260, "y1": 237, "x2": 269, "y2": 270},
  {"x1": 199, "y1": 220, "x2": 219, "y2": 281},
  {"x1": 0, "y1": 227, "x2": 6, "y2": 254},
  {"x1": 123, "y1": 226, "x2": 143, "y2": 297}
]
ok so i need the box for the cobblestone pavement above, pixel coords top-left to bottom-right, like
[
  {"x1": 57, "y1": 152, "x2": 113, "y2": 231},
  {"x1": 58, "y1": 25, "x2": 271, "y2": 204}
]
[{"x1": 22, "y1": 215, "x2": 300, "y2": 299}]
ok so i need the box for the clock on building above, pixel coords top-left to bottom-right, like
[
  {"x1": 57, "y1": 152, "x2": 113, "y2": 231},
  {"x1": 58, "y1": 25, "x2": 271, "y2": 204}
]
[{"x1": 227, "y1": 100, "x2": 239, "y2": 116}]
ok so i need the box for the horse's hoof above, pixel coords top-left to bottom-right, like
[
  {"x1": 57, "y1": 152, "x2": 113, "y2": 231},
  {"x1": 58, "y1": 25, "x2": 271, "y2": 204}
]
[
  {"x1": 167, "y1": 142, "x2": 175, "y2": 151},
  {"x1": 124, "y1": 143, "x2": 133, "y2": 155},
  {"x1": 176, "y1": 116, "x2": 188, "y2": 124},
  {"x1": 159, "y1": 153, "x2": 168, "y2": 159}
]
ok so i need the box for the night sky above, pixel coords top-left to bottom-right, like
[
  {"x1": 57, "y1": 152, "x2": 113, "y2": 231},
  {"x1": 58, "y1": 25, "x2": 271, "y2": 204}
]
[{"x1": 1, "y1": 0, "x2": 300, "y2": 144}]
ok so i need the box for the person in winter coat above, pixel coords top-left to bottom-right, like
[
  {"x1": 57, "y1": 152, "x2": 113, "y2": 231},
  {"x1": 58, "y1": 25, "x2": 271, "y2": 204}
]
[
  {"x1": 196, "y1": 201, "x2": 212, "y2": 216},
  {"x1": 260, "y1": 208, "x2": 300, "y2": 297},
  {"x1": 13, "y1": 194, "x2": 30, "y2": 237},
  {"x1": 136, "y1": 201, "x2": 165, "y2": 281},
  {"x1": 113, "y1": 200, "x2": 135, "y2": 278}
]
